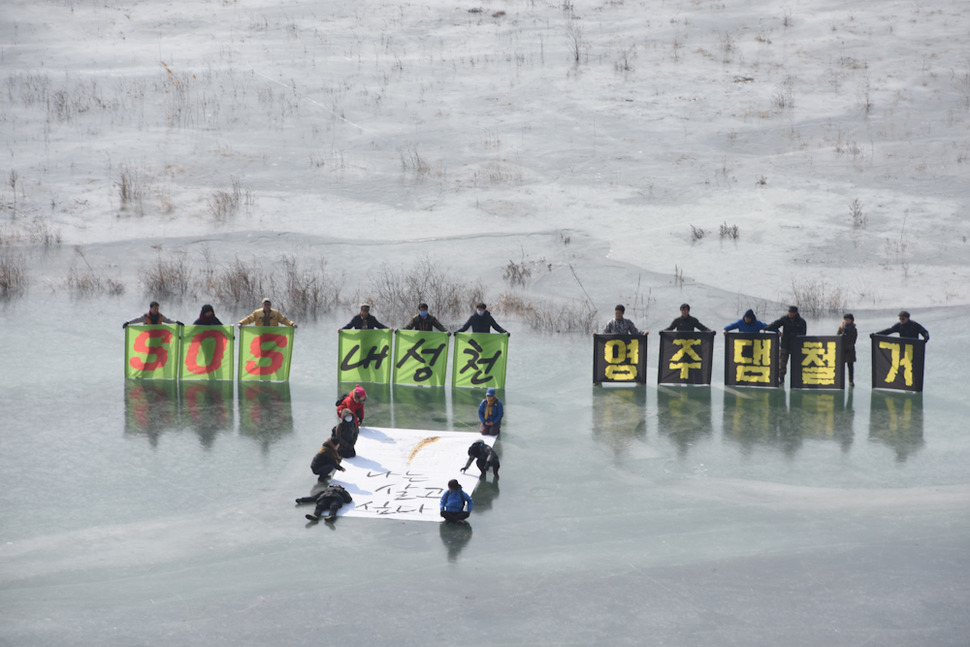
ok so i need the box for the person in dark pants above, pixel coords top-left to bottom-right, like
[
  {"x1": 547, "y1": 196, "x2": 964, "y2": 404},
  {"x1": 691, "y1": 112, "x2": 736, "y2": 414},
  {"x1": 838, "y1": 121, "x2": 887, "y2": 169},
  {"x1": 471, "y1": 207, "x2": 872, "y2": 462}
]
[
  {"x1": 838, "y1": 313, "x2": 858, "y2": 387},
  {"x1": 874, "y1": 311, "x2": 929, "y2": 342},
  {"x1": 764, "y1": 305, "x2": 807, "y2": 386},
  {"x1": 297, "y1": 483, "x2": 353, "y2": 522},
  {"x1": 440, "y1": 479, "x2": 473, "y2": 524},
  {"x1": 310, "y1": 437, "x2": 346, "y2": 482},
  {"x1": 461, "y1": 440, "x2": 500, "y2": 479},
  {"x1": 330, "y1": 414, "x2": 359, "y2": 458}
]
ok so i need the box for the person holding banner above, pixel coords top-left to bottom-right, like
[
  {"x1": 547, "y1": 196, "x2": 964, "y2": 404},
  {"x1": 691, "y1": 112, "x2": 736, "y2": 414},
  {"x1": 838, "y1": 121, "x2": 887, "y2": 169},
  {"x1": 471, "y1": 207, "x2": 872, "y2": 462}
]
[
  {"x1": 310, "y1": 437, "x2": 346, "y2": 482},
  {"x1": 838, "y1": 313, "x2": 859, "y2": 387},
  {"x1": 602, "y1": 304, "x2": 648, "y2": 335},
  {"x1": 440, "y1": 479, "x2": 473, "y2": 524},
  {"x1": 478, "y1": 387, "x2": 504, "y2": 435},
  {"x1": 461, "y1": 440, "x2": 500, "y2": 480},
  {"x1": 455, "y1": 302, "x2": 509, "y2": 335},
  {"x1": 297, "y1": 483, "x2": 353, "y2": 523},
  {"x1": 873, "y1": 311, "x2": 930, "y2": 342},
  {"x1": 341, "y1": 303, "x2": 388, "y2": 330},
  {"x1": 123, "y1": 301, "x2": 181, "y2": 328},
  {"x1": 337, "y1": 385, "x2": 367, "y2": 426},
  {"x1": 664, "y1": 303, "x2": 712, "y2": 332},
  {"x1": 764, "y1": 306, "x2": 807, "y2": 386},
  {"x1": 192, "y1": 304, "x2": 223, "y2": 325},
  {"x1": 723, "y1": 309, "x2": 767, "y2": 333},
  {"x1": 404, "y1": 302, "x2": 448, "y2": 332},
  {"x1": 238, "y1": 298, "x2": 298, "y2": 328}
]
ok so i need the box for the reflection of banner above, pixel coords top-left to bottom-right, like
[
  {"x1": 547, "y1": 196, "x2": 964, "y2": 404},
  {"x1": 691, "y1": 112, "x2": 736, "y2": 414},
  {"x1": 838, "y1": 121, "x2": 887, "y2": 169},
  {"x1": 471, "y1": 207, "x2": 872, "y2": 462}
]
[
  {"x1": 723, "y1": 332, "x2": 778, "y2": 388},
  {"x1": 871, "y1": 335, "x2": 925, "y2": 392},
  {"x1": 388, "y1": 384, "x2": 449, "y2": 430},
  {"x1": 239, "y1": 382, "x2": 294, "y2": 444},
  {"x1": 452, "y1": 333, "x2": 508, "y2": 389},
  {"x1": 125, "y1": 325, "x2": 180, "y2": 379},
  {"x1": 180, "y1": 381, "x2": 234, "y2": 449},
  {"x1": 238, "y1": 326, "x2": 294, "y2": 382},
  {"x1": 791, "y1": 336, "x2": 844, "y2": 390},
  {"x1": 658, "y1": 331, "x2": 714, "y2": 385},
  {"x1": 789, "y1": 390, "x2": 850, "y2": 448},
  {"x1": 329, "y1": 427, "x2": 495, "y2": 522},
  {"x1": 338, "y1": 329, "x2": 393, "y2": 384},
  {"x1": 868, "y1": 390, "x2": 924, "y2": 461},
  {"x1": 656, "y1": 385, "x2": 712, "y2": 458},
  {"x1": 393, "y1": 330, "x2": 449, "y2": 387},
  {"x1": 179, "y1": 325, "x2": 234, "y2": 381},
  {"x1": 722, "y1": 388, "x2": 787, "y2": 456},
  {"x1": 124, "y1": 380, "x2": 179, "y2": 443},
  {"x1": 593, "y1": 334, "x2": 647, "y2": 384}
]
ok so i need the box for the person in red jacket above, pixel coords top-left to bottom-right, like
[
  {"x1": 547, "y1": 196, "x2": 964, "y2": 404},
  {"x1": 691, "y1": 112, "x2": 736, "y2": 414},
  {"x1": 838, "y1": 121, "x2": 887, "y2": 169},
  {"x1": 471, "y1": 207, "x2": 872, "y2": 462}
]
[{"x1": 336, "y1": 385, "x2": 367, "y2": 425}]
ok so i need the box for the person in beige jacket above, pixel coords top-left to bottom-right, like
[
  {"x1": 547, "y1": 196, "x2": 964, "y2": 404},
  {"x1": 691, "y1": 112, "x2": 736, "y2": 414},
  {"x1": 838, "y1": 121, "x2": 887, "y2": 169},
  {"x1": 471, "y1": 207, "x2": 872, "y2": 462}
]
[{"x1": 237, "y1": 298, "x2": 298, "y2": 328}]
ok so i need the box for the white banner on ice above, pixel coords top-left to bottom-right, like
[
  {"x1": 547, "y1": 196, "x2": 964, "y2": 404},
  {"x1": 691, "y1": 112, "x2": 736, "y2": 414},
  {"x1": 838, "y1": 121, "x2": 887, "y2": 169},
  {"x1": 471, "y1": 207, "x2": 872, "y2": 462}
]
[{"x1": 329, "y1": 426, "x2": 495, "y2": 522}]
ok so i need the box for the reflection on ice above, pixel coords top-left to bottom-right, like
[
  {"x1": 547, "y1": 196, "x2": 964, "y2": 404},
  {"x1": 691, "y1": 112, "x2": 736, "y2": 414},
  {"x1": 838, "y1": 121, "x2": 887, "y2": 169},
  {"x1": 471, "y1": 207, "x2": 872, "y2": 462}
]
[
  {"x1": 869, "y1": 390, "x2": 925, "y2": 462},
  {"x1": 657, "y1": 385, "x2": 713, "y2": 458}
]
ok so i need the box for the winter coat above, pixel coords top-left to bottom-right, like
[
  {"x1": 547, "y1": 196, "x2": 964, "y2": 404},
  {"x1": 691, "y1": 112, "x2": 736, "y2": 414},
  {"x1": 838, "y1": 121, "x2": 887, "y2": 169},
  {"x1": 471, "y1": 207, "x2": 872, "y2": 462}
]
[
  {"x1": 765, "y1": 314, "x2": 807, "y2": 350},
  {"x1": 724, "y1": 309, "x2": 767, "y2": 333},
  {"x1": 336, "y1": 393, "x2": 365, "y2": 425},
  {"x1": 192, "y1": 313, "x2": 224, "y2": 325},
  {"x1": 478, "y1": 398, "x2": 504, "y2": 425},
  {"x1": 404, "y1": 313, "x2": 447, "y2": 332},
  {"x1": 603, "y1": 318, "x2": 640, "y2": 335},
  {"x1": 126, "y1": 312, "x2": 177, "y2": 325},
  {"x1": 876, "y1": 320, "x2": 929, "y2": 341},
  {"x1": 664, "y1": 315, "x2": 710, "y2": 332},
  {"x1": 331, "y1": 418, "x2": 359, "y2": 458},
  {"x1": 455, "y1": 310, "x2": 507, "y2": 334},
  {"x1": 342, "y1": 314, "x2": 387, "y2": 330},
  {"x1": 238, "y1": 308, "x2": 295, "y2": 327},
  {"x1": 464, "y1": 441, "x2": 500, "y2": 471},
  {"x1": 838, "y1": 322, "x2": 858, "y2": 362},
  {"x1": 440, "y1": 488, "x2": 473, "y2": 513}
]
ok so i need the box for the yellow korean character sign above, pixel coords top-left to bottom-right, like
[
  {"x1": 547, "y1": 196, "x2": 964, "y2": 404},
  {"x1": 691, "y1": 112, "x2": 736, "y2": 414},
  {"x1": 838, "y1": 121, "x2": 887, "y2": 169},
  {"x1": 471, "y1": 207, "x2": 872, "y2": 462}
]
[
  {"x1": 723, "y1": 332, "x2": 778, "y2": 388},
  {"x1": 593, "y1": 334, "x2": 647, "y2": 385},
  {"x1": 791, "y1": 336, "x2": 844, "y2": 390},
  {"x1": 658, "y1": 331, "x2": 714, "y2": 385},
  {"x1": 871, "y1": 335, "x2": 925, "y2": 392}
]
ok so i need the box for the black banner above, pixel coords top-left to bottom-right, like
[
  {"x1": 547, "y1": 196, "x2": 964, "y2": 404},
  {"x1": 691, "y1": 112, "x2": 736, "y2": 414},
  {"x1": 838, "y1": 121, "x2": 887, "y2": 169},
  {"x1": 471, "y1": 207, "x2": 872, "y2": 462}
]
[
  {"x1": 593, "y1": 334, "x2": 647, "y2": 385},
  {"x1": 723, "y1": 332, "x2": 778, "y2": 388},
  {"x1": 658, "y1": 331, "x2": 714, "y2": 385},
  {"x1": 791, "y1": 336, "x2": 844, "y2": 390},
  {"x1": 871, "y1": 335, "x2": 925, "y2": 392}
]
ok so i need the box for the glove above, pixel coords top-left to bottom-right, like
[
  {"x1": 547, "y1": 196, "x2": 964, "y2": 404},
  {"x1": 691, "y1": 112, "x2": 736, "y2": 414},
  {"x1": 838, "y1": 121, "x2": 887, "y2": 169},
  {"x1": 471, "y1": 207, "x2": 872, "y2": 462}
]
[
  {"x1": 122, "y1": 322, "x2": 128, "y2": 329},
  {"x1": 176, "y1": 321, "x2": 185, "y2": 326},
  {"x1": 869, "y1": 333, "x2": 875, "y2": 338}
]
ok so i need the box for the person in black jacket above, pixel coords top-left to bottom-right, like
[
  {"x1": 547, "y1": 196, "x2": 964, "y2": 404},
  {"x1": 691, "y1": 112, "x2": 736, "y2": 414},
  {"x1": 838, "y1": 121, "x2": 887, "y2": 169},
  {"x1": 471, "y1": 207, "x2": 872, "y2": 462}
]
[
  {"x1": 297, "y1": 484, "x2": 353, "y2": 522},
  {"x1": 764, "y1": 305, "x2": 807, "y2": 386},
  {"x1": 340, "y1": 303, "x2": 389, "y2": 330},
  {"x1": 310, "y1": 437, "x2": 346, "y2": 482},
  {"x1": 404, "y1": 303, "x2": 448, "y2": 332},
  {"x1": 874, "y1": 311, "x2": 929, "y2": 342},
  {"x1": 664, "y1": 303, "x2": 711, "y2": 332},
  {"x1": 454, "y1": 302, "x2": 509, "y2": 335},
  {"x1": 461, "y1": 440, "x2": 500, "y2": 479},
  {"x1": 192, "y1": 304, "x2": 223, "y2": 326},
  {"x1": 330, "y1": 414, "x2": 359, "y2": 458},
  {"x1": 838, "y1": 313, "x2": 858, "y2": 387}
]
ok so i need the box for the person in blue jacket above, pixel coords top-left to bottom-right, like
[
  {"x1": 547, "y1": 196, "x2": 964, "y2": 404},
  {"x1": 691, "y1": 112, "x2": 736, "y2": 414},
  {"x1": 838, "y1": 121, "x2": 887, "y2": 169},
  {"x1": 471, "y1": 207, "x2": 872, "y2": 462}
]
[
  {"x1": 455, "y1": 302, "x2": 509, "y2": 335},
  {"x1": 440, "y1": 479, "x2": 473, "y2": 524},
  {"x1": 478, "y1": 387, "x2": 503, "y2": 435},
  {"x1": 723, "y1": 309, "x2": 767, "y2": 333}
]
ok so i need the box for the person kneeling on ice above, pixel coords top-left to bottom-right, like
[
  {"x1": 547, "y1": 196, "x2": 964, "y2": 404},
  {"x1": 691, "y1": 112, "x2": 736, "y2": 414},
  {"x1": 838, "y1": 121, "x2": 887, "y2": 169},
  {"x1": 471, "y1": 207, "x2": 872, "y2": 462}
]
[
  {"x1": 310, "y1": 437, "x2": 346, "y2": 482},
  {"x1": 461, "y1": 440, "x2": 500, "y2": 480},
  {"x1": 478, "y1": 387, "x2": 503, "y2": 436},
  {"x1": 331, "y1": 412, "x2": 359, "y2": 458},
  {"x1": 297, "y1": 483, "x2": 353, "y2": 522},
  {"x1": 440, "y1": 479, "x2": 473, "y2": 524}
]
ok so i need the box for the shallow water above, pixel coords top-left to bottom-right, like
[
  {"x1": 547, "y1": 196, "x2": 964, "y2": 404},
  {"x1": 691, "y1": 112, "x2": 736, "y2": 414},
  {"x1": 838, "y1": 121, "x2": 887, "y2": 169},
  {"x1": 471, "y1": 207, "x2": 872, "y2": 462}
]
[{"x1": 1, "y1": 293, "x2": 968, "y2": 645}]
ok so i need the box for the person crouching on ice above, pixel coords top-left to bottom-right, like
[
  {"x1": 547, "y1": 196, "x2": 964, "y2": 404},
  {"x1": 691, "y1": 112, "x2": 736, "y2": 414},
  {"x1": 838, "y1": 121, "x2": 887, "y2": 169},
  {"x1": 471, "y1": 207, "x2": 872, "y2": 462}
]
[
  {"x1": 440, "y1": 479, "x2": 473, "y2": 524},
  {"x1": 310, "y1": 437, "x2": 346, "y2": 482},
  {"x1": 461, "y1": 440, "x2": 500, "y2": 480}
]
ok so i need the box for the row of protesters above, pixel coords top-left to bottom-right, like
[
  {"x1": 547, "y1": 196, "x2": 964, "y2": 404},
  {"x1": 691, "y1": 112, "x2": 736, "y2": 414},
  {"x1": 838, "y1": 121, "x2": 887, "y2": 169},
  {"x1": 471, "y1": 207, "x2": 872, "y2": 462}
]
[
  {"x1": 124, "y1": 298, "x2": 297, "y2": 329},
  {"x1": 341, "y1": 301, "x2": 509, "y2": 336}
]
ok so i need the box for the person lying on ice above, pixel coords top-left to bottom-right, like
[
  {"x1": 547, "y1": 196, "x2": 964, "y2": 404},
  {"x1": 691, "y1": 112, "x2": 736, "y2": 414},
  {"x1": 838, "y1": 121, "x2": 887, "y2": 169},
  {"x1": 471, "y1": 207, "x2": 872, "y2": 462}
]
[{"x1": 297, "y1": 483, "x2": 353, "y2": 522}]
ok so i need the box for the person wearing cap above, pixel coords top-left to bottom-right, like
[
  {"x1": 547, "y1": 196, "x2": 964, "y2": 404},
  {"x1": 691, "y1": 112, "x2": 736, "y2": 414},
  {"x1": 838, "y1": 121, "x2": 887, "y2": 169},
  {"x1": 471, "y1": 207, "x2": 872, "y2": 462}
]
[
  {"x1": 341, "y1": 303, "x2": 388, "y2": 330},
  {"x1": 838, "y1": 313, "x2": 859, "y2": 387},
  {"x1": 403, "y1": 302, "x2": 448, "y2": 332},
  {"x1": 461, "y1": 439, "x2": 500, "y2": 480},
  {"x1": 764, "y1": 305, "x2": 807, "y2": 386},
  {"x1": 440, "y1": 479, "x2": 473, "y2": 524},
  {"x1": 874, "y1": 311, "x2": 929, "y2": 341},
  {"x1": 123, "y1": 301, "x2": 182, "y2": 328},
  {"x1": 724, "y1": 309, "x2": 767, "y2": 333},
  {"x1": 192, "y1": 304, "x2": 223, "y2": 326},
  {"x1": 455, "y1": 302, "x2": 508, "y2": 335},
  {"x1": 336, "y1": 384, "x2": 368, "y2": 426},
  {"x1": 238, "y1": 298, "x2": 297, "y2": 328},
  {"x1": 602, "y1": 304, "x2": 648, "y2": 335},
  {"x1": 664, "y1": 303, "x2": 712, "y2": 332},
  {"x1": 478, "y1": 387, "x2": 504, "y2": 435}
]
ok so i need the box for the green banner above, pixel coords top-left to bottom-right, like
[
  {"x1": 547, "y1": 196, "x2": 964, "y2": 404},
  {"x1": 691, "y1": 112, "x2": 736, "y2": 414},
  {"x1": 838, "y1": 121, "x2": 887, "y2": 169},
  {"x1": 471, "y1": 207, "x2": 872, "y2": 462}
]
[
  {"x1": 452, "y1": 332, "x2": 508, "y2": 389},
  {"x1": 179, "y1": 325, "x2": 235, "y2": 381},
  {"x1": 393, "y1": 330, "x2": 449, "y2": 386},
  {"x1": 125, "y1": 325, "x2": 180, "y2": 380},
  {"x1": 238, "y1": 326, "x2": 295, "y2": 382},
  {"x1": 338, "y1": 329, "x2": 393, "y2": 384}
]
